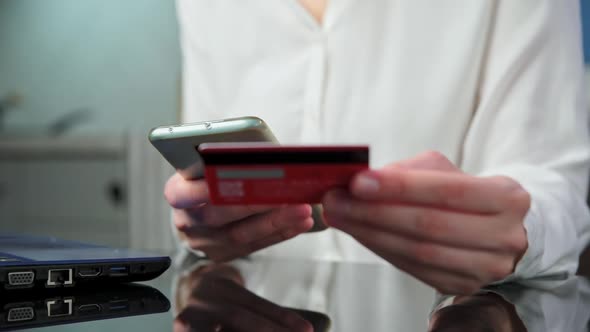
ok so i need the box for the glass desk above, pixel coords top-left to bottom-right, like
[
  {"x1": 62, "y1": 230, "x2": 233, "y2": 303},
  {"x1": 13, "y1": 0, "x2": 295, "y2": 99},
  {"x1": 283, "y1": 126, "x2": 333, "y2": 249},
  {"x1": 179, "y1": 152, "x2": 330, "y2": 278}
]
[{"x1": 2, "y1": 254, "x2": 589, "y2": 331}]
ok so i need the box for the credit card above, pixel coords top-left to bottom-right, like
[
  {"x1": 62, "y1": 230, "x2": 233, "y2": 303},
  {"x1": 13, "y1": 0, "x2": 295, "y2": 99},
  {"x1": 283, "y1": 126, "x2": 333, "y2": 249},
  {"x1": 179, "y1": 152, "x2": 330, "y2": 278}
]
[{"x1": 198, "y1": 143, "x2": 369, "y2": 205}]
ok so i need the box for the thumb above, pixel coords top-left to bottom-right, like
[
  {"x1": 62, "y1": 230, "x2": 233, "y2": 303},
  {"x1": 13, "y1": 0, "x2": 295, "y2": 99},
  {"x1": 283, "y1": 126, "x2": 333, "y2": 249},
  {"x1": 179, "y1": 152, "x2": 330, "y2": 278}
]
[{"x1": 382, "y1": 151, "x2": 460, "y2": 173}]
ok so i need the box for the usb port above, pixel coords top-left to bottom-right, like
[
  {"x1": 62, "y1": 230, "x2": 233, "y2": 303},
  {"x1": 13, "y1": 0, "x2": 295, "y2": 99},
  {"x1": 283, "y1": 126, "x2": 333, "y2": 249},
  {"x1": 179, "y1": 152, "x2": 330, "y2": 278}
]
[
  {"x1": 109, "y1": 266, "x2": 129, "y2": 277},
  {"x1": 108, "y1": 300, "x2": 129, "y2": 312}
]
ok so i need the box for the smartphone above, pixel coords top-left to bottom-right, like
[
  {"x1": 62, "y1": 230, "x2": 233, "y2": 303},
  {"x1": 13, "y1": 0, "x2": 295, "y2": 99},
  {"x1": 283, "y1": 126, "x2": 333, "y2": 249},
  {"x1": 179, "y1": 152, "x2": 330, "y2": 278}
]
[
  {"x1": 149, "y1": 116, "x2": 326, "y2": 231},
  {"x1": 149, "y1": 116, "x2": 278, "y2": 180}
]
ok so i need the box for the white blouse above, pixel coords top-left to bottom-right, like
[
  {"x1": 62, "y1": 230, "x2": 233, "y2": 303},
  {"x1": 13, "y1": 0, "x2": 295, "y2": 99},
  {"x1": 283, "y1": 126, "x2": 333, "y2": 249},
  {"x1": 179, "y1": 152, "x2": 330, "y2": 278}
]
[{"x1": 175, "y1": 0, "x2": 590, "y2": 283}]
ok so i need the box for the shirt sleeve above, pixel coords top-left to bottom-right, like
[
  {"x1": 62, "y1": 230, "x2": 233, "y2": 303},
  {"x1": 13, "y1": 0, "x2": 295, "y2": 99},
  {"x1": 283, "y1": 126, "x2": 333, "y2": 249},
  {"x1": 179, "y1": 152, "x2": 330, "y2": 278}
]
[{"x1": 460, "y1": 0, "x2": 590, "y2": 281}]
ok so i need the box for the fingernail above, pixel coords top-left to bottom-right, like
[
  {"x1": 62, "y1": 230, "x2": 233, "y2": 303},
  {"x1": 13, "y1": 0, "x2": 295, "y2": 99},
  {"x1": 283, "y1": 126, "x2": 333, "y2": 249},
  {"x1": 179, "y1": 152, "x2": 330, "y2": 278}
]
[
  {"x1": 279, "y1": 205, "x2": 313, "y2": 227},
  {"x1": 295, "y1": 204, "x2": 313, "y2": 218},
  {"x1": 323, "y1": 190, "x2": 351, "y2": 214},
  {"x1": 173, "y1": 320, "x2": 191, "y2": 332},
  {"x1": 354, "y1": 173, "x2": 380, "y2": 194}
]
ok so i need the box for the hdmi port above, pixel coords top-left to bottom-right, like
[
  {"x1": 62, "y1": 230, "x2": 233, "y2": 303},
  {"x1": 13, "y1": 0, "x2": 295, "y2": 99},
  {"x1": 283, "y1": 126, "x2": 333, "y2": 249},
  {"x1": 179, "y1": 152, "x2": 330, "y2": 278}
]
[
  {"x1": 78, "y1": 267, "x2": 101, "y2": 278},
  {"x1": 78, "y1": 304, "x2": 102, "y2": 315}
]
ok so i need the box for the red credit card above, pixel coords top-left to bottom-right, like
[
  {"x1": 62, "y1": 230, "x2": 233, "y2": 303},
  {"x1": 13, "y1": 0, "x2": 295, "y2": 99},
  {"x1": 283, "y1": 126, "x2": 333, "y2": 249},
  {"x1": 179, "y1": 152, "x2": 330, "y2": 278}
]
[{"x1": 198, "y1": 143, "x2": 370, "y2": 205}]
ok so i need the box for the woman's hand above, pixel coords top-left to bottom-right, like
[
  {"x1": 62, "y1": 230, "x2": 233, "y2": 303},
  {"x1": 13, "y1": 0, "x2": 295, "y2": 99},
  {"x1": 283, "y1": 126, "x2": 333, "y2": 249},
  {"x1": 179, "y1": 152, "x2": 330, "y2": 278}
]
[
  {"x1": 174, "y1": 263, "x2": 313, "y2": 332},
  {"x1": 165, "y1": 173, "x2": 314, "y2": 262},
  {"x1": 323, "y1": 151, "x2": 530, "y2": 295},
  {"x1": 429, "y1": 293, "x2": 527, "y2": 332}
]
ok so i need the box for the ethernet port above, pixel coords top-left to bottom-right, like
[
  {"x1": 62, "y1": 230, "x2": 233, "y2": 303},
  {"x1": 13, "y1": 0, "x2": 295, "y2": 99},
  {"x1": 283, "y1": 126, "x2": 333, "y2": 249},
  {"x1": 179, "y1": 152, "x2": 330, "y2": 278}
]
[
  {"x1": 47, "y1": 269, "x2": 73, "y2": 287},
  {"x1": 46, "y1": 299, "x2": 73, "y2": 317}
]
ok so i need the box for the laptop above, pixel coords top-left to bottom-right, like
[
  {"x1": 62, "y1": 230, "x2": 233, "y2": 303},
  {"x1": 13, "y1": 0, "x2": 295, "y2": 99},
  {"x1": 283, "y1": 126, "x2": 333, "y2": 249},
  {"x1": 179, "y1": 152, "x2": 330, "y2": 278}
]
[
  {"x1": 0, "y1": 283, "x2": 170, "y2": 331},
  {"x1": 0, "y1": 234, "x2": 171, "y2": 290}
]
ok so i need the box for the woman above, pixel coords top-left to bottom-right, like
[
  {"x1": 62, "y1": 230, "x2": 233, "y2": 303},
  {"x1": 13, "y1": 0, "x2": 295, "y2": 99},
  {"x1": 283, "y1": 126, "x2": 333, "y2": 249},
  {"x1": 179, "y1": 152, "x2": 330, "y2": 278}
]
[{"x1": 166, "y1": 0, "x2": 590, "y2": 295}]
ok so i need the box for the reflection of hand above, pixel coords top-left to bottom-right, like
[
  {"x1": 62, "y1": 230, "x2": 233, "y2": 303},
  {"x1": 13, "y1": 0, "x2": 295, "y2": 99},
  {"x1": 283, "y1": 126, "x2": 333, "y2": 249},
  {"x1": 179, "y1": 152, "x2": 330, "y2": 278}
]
[
  {"x1": 174, "y1": 263, "x2": 314, "y2": 332},
  {"x1": 165, "y1": 173, "x2": 314, "y2": 262},
  {"x1": 429, "y1": 293, "x2": 527, "y2": 332},
  {"x1": 323, "y1": 151, "x2": 530, "y2": 295}
]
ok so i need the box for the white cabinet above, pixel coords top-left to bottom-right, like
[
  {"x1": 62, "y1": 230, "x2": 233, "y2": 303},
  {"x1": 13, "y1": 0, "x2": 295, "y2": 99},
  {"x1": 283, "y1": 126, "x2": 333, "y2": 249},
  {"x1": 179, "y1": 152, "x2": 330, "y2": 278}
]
[
  {"x1": 0, "y1": 162, "x2": 23, "y2": 224},
  {"x1": 0, "y1": 137, "x2": 129, "y2": 247},
  {"x1": 20, "y1": 160, "x2": 128, "y2": 245}
]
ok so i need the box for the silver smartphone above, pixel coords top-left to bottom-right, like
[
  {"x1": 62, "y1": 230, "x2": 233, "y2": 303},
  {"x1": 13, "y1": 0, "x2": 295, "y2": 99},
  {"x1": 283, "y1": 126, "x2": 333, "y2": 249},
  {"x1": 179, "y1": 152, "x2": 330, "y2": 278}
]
[
  {"x1": 149, "y1": 116, "x2": 326, "y2": 231},
  {"x1": 149, "y1": 116, "x2": 277, "y2": 179}
]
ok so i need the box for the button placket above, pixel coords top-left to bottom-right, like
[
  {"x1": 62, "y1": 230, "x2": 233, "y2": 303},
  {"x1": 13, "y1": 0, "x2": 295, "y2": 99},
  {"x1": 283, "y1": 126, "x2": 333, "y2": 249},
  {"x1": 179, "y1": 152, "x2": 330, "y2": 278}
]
[{"x1": 301, "y1": 35, "x2": 327, "y2": 143}]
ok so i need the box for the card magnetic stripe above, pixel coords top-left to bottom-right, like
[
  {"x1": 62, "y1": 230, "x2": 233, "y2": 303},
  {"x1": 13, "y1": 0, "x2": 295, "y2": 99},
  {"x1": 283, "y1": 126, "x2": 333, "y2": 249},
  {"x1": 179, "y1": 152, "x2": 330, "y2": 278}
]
[{"x1": 199, "y1": 150, "x2": 369, "y2": 165}]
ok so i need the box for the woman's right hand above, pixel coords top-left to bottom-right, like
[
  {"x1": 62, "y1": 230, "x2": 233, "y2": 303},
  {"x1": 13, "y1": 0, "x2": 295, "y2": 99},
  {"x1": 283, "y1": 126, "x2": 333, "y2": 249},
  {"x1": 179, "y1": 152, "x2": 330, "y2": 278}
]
[
  {"x1": 174, "y1": 263, "x2": 314, "y2": 332},
  {"x1": 165, "y1": 173, "x2": 315, "y2": 262}
]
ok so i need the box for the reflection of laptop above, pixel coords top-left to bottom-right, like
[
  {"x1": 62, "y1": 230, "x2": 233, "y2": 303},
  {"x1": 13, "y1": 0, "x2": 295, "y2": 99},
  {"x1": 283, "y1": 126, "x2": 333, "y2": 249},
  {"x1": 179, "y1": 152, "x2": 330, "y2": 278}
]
[
  {"x1": 0, "y1": 234, "x2": 170, "y2": 290},
  {"x1": 0, "y1": 283, "x2": 170, "y2": 331}
]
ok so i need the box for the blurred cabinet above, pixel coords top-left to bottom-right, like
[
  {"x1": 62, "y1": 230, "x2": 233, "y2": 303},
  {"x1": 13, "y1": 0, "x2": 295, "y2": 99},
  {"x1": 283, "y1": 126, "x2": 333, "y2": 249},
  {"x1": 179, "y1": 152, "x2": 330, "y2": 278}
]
[
  {"x1": 24, "y1": 160, "x2": 127, "y2": 245},
  {"x1": 0, "y1": 162, "x2": 22, "y2": 224},
  {"x1": 0, "y1": 137, "x2": 129, "y2": 247}
]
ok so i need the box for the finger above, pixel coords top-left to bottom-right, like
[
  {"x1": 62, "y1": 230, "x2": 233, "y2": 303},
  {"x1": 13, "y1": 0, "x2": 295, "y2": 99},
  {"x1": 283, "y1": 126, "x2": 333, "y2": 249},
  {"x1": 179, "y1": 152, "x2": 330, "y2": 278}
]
[
  {"x1": 227, "y1": 205, "x2": 312, "y2": 244},
  {"x1": 178, "y1": 227, "x2": 223, "y2": 252},
  {"x1": 276, "y1": 308, "x2": 314, "y2": 332},
  {"x1": 177, "y1": 304, "x2": 289, "y2": 332},
  {"x1": 173, "y1": 203, "x2": 276, "y2": 230},
  {"x1": 375, "y1": 247, "x2": 483, "y2": 295},
  {"x1": 186, "y1": 204, "x2": 279, "y2": 228},
  {"x1": 173, "y1": 208, "x2": 236, "y2": 236},
  {"x1": 208, "y1": 279, "x2": 314, "y2": 331},
  {"x1": 174, "y1": 311, "x2": 218, "y2": 332},
  {"x1": 198, "y1": 264, "x2": 245, "y2": 286},
  {"x1": 382, "y1": 151, "x2": 460, "y2": 172},
  {"x1": 323, "y1": 190, "x2": 527, "y2": 253},
  {"x1": 327, "y1": 216, "x2": 516, "y2": 284},
  {"x1": 241, "y1": 217, "x2": 314, "y2": 255},
  {"x1": 429, "y1": 306, "x2": 508, "y2": 332},
  {"x1": 429, "y1": 294, "x2": 524, "y2": 331},
  {"x1": 349, "y1": 170, "x2": 528, "y2": 214},
  {"x1": 187, "y1": 280, "x2": 294, "y2": 332},
  {"x1": 165, "y1": 174, "x2": 209, "y2": 209},
  {"x1": 182, "y1": 215, "x2": 314, "y2": 262},
  {"x1": 180, "y1": 205, "x2": 311, "y2": 247},
  {"x1": 173, "y1": 208, "x2": 203, "y2": 232},
  {"x1": 211, "y1": 217, "x2": 314, "y2": 262}
]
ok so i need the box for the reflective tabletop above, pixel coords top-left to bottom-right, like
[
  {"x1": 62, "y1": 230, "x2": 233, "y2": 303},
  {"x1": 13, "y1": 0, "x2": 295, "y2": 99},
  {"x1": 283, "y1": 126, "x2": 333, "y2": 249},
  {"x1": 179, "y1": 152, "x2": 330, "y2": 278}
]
[{"x1": 2, "y1": 254, "x2": 590, "y2": 332}]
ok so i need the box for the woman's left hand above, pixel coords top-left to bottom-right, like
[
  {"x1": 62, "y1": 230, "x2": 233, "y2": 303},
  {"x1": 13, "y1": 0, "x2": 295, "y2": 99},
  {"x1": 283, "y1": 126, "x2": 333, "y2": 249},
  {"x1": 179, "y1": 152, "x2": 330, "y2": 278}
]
[{"x1": 322, "y1": 151, "x2": 530, "y2": 295}]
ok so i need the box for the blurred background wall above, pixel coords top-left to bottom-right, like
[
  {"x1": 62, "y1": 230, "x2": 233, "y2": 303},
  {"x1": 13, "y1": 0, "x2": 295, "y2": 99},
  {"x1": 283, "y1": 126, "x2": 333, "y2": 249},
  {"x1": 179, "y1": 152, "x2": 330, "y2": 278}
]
[{"x1": 0, "y1": 0, "x2": 180, "y2": 134}]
